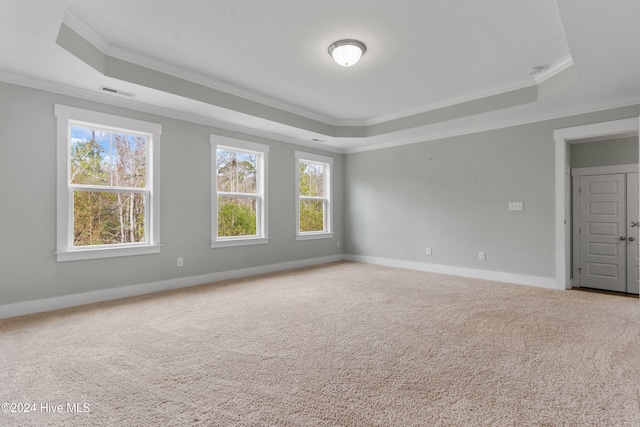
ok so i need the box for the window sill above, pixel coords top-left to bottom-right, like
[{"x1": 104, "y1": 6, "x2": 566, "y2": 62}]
[
  {"x1": 296, "y1": 232, "x2": 334, "y2": 241},
  {"x1": 56, "y1": 244, "x2": 162, "y2": 262},
  {"x1": 211, "y1": 237, "x2": 270, "y2": 248}
]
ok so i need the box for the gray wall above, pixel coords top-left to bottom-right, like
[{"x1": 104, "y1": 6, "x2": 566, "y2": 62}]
[
  {"x1": 344, "y1": 106, "x2": 640, "y2": 278},
  {"x1": 570, "y1": 136, "x2": 638, "y2": 168},
  {"x1": 2, "y1": 79, "x2": 639, "y2": 306},
  {"x1": 0, "y1": 82, "x2": 344, "y2": 305}
]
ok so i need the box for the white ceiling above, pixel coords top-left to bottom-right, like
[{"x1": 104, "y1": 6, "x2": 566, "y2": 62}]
[{"x1": 0, "y1": 0, "x2": 639, "y2": 153}]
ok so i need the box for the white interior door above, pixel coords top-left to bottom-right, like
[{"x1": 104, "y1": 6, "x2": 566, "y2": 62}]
[
  {"x1": 579, "y1": 174, "x2": 626, "y2": 292},
  {"x1": 627, "y1": 172, "x2": 639, "y2": 294}
]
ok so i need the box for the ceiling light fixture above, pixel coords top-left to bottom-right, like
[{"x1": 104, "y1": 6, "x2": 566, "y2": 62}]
[{"x1": 328, "y1": 39, "x2": 366, "y2": 67}]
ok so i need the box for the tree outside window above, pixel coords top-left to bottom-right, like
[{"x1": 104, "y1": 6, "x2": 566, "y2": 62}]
[
  {"x1": 295, "y1": 151, "x2": 333, "y2": 240},
  {"x1": 216, "y1": 149, "x2": 258, "y2": 237},
  {"x1": 298, "y1": 161, "x2": 326, "y2": 232},
  {"x1": 70, "y1": 127, "x2": 147, "y2": 246},
  {"x1": 211, "y1": 137, "x2": 269, "y2": 248},
  {"x1": 55, "y1": 104, "x2": 161, "y2": 262}
]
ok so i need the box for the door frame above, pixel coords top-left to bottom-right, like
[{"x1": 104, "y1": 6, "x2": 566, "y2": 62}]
[
  {"x1": 571, "y1": 165, "x2": 638, "y2": 288},
  {"x1": 554, "y1": 117, "x2": 639, "y2": 290}
]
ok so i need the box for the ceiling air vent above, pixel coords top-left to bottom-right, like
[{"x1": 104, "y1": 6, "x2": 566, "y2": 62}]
[{"x1": 99, "y1": 86, "x2": 136, "y2": 98}]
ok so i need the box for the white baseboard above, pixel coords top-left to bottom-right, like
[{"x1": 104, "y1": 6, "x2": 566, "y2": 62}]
[
  {"x1": 0, "y1": 254, "x2": 561, "y2": 320},
  {"x1": 0, "y1": 255, "x2": 343, "y2": 320},
  {"x1": 344, "y1": 254, "x2": 560, "y2": 290}
]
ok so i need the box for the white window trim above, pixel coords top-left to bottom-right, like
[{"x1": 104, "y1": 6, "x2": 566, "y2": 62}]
[
  {"x1": 55, "y1": 105, "x2": 162, "y2": 262},
  {"x1": 295, "y1": 151, "x2": 334, "y2": 240},
  {"x1": 211, "y1": 136, "x2": 269, "y2": 248}
]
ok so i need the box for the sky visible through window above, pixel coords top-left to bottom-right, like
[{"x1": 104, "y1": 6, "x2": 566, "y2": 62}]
[
  {"x1": 70, "y1": 126, "x2": 146, "y2": 188},
  {"x1": 69, "y1": 125, "x2": 148, "y2": 246}
]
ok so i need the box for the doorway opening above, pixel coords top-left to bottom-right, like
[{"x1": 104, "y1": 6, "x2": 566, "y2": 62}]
[{"x1": 554, "y1": 117, "x2": 639, "y2": 290}]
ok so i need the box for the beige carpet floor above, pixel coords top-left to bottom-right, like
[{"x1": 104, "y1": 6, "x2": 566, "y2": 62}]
[{"x1": 1, "y1": 261, "x2": 639, "y2": 426}]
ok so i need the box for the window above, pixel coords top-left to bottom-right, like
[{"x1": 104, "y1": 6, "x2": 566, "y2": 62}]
[
  {"x1": 295, "y1": 151, "x2": 333, "y2": 240},
  {"x1": 55, "y1": 105, "x2": 161, "y2": 261},
  {"x1": 211, "y1": 136, "x2": 269, "y2": 247}
]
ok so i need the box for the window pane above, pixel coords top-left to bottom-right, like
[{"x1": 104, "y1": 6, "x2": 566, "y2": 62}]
[
  {"x1": 300, "y1": 199, "x2": 324, "y2": 232},
  {"x1": 70, "y1": 126, "x2": 147, "y2": 188},
  {"x1": 299, "y1": 161, "x2": 324, "y2": 197},
  {"x1": 217, "y1": 149, "x2": 257, "y2": 193},
  {"x1": 112, "y1": 133, "x2": 147, "y2": 188},
  {"x1": 218, "y1": 196, "x2": 257, "y2": 237},
  {"x1": 216, "y1": 150, "x2": 235, "y2": 192},
  {"x1": 73, "y1": 191, "x2": 146, "y2": 246},
  {"x1": 70, "y1": 126, "x2": 110, "y2": 186}
]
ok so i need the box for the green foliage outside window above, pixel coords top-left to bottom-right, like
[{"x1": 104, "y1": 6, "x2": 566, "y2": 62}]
[
  {"x1": 216, "y1": 149, "x2": 259, "y2": 237},
  {"x1": 70, "y1": 127, "x2": 147, "y2": 246},
  {"x1": 217, "y1": 197, "x2": 257, "y2": 237},
  {"x1": 299, "y1": 162, "x2": 325, "y2": 232},
  {"x1": 74, "y1": 191, "x2": 145, "y2": 246},
  {"x1": 299, "y1": 199, "x2": 324, "y2": 232}
]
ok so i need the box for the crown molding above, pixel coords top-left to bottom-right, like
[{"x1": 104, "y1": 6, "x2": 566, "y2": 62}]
[
  {"x1": 533, "y1": 54, "x2": 574, "y2": 84},
  {"x1": 330, "y1": 118, "x2": 369, "y2": 127},
  {"x1": 6, "y1": 12, "x2": 639, "y2": 157},
  {"x1": 365, "y1": 79, "x2": 535, "y2": 126},
  {"x1": 62, "y1": 11, "x2": 110, "y2": 53},
  {"x1": 107, "y1": 44, "x2": 341, "y2": 127},
  {"x1": 364, "y1": 55, "x2": 575, "y2": 126},
  {"x1": 61, "y1": 11, "x2": 578, "y2": 132},
  {"x1": 0, "y1": 69, "x2": 344, "y2": 154},
  {"x1": 2, "y1": 67, "x2": 637, "y2": 157},
  {"x1": 345, "y1": 95, "x2": 640, "y2": 154},
  {"x1": 63, "y1": 10, "x2": 340, "y2": 127}
]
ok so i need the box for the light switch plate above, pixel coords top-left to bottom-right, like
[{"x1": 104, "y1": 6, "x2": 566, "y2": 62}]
[{"x1": 508, "y1": 202, "x2": 524, "y2": 211}]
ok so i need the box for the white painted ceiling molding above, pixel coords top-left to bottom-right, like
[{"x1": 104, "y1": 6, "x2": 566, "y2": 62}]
[
  {"x1": 56, "y1": 18, "x2": 577, "y2": 140},
  {"x1": 1, "y1": 0, "x2": 638, "y2": 152},
  {"x1": 532, "y1": 55, "x2": 574, "y2": 84},
  {"x1": 61, "y1": 12, "x2": 340, "y2": 127},
  {"x1": 2, "y1": 66, "x2": 638, "y2": 157},
  {"x1": 62, "y1": 10, "x2": 575, "y2": 131},
  {"x1": 0, "y1": 69, "x2": 343, "y2": 154},
  {"x1": 345, "y1": 96, "x2": 640, "y2": 154}
]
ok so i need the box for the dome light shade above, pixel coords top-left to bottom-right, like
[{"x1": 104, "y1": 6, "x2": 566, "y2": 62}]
[{"x1": 328, "y1": 39, "x2": 366, "y2": 67}]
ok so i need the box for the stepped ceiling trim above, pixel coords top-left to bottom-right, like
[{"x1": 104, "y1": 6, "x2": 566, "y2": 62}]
[{"x1": 57, "y1": 15, "x2": 577, "y2": 140}]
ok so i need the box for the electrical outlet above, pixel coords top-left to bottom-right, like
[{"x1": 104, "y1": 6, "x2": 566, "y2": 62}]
[
  {"x1": 177, "y1": 257, "x2": 184, "y2": 267},
  {"x1": 478, "y1": 251, "x2": 486, "y2": 261},
  {"x1": 426, "y1": 247, "x2": 432, "y2": 256},
  {"x1": 508, "y1": 202, "x2": 524, "y2": 211}
]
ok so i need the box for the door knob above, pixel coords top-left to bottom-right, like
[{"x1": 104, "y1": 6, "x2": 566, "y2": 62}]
[
  {"x1": 620, "y1": 236, "x2": 626, "y2": 241},
  {"x1": 630, "y1": 237, "x2": 636, "y2": 242}
]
